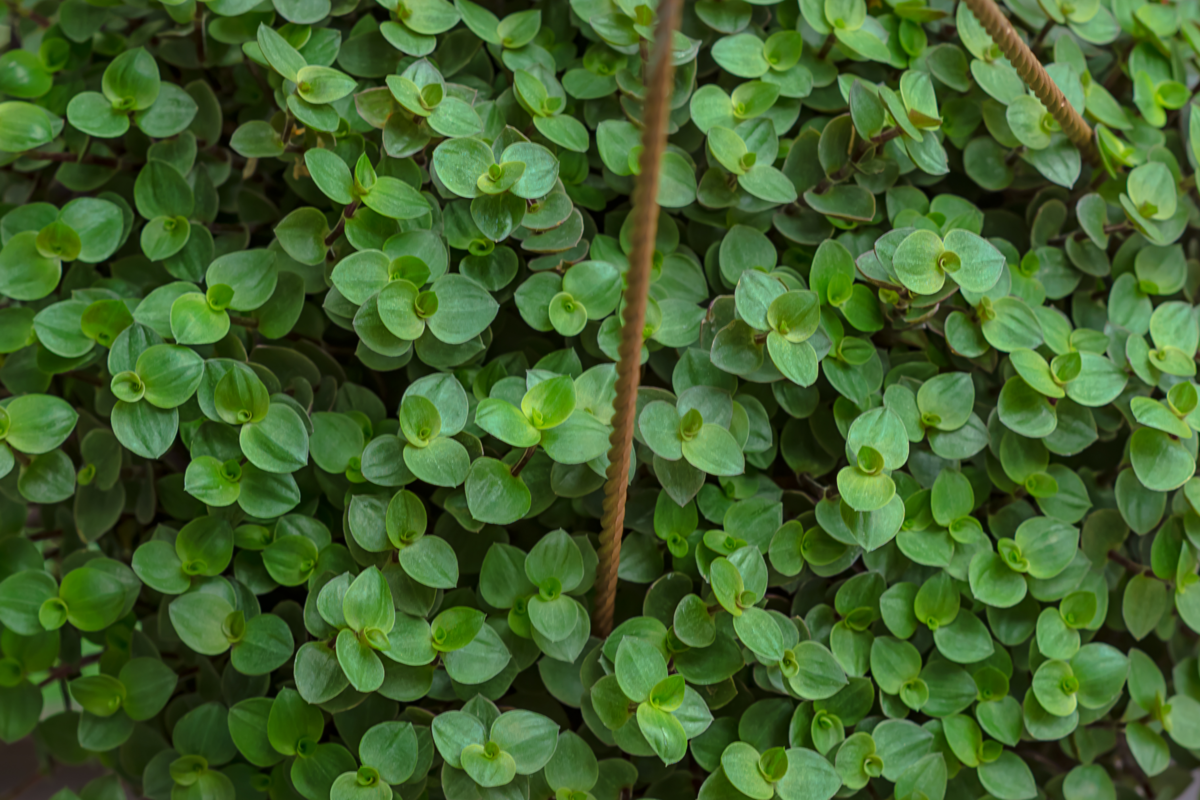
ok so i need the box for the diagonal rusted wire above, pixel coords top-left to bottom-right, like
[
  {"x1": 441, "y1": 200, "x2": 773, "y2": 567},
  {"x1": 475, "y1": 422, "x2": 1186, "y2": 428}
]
[
  {"x1": 963, "y1": 0, "x2": 1097, "y2": 163},
  {"x1": 592, "y1": 0, "x2": 683, "y2": 639}
]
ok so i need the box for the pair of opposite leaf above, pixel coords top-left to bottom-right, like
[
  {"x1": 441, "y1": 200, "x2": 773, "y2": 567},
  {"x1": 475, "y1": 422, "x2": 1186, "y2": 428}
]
[{"x1": 478, "y1": 530, "x2": 592, "y2": 646}]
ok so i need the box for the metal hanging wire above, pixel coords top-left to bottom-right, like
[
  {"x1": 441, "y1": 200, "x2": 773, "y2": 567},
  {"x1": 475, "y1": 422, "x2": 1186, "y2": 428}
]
[
  {"x1": 592, "y1": 0, "x2": 684, "y2": 638},
  {"x1": 962, "y1": 0, "x2": 1097, "y2": 161},
  {"x1": 591, "y1": 0, "x2": 1094, "y2": 638}
]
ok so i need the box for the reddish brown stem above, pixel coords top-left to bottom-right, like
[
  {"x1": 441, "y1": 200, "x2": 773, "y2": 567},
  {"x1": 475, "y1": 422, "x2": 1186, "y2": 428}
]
[
  {"x1": 24, "y1": 150, "x2": 123, "y2": 168},
  {"x1": 816, "y1": 32, "x2": 836, "y2": 60},
  {"x1": 0, "y1": 771, "x2": 44, "y2": 800},
  {"x1": 5, "y1": 0, "x2": 51, "y2": 28},
  {"x1": 871, "y1": 126, "x2": 903, "y2": 146},
  {"x1": 27, "y1": 529, "x2": 62, "y2": 542},
  {"x1": 1107, "y1": 549, "x2": 1149, "y2": 575},
  {"x1": 62, "y1": 369, "x2": 103, "y2": 387},
  {"x1": 509, "y1": 446, "x2": 538, "y2": 478},
  {"x1": 324, "y1": 200, "x2": 360, "y2": 247},
  {"x1": 38, "y1": 653, "x2": 104, "y2": 688},
  {"x1": 1029, "y1": 18, "x2": 1054, "y2": 51}
]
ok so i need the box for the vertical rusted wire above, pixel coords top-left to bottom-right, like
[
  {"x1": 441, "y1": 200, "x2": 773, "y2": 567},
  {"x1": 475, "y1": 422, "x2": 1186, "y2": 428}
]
[
  {"x1": 963, "y1": 0, "x2": 1097, "y2": 162},
  {"x1": 592, "y1": 0, "x2": 683, "y2": 638}
]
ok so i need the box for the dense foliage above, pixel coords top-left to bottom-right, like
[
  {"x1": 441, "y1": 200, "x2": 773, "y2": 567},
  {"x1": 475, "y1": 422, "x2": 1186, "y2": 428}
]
[{"x1": 3, "y1": 0, "x2": 1200, "y2": 799}]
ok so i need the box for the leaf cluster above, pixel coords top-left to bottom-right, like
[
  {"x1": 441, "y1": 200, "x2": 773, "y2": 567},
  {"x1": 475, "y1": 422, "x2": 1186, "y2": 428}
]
[{"x1": 4, "y1": 0, "x2": 1200, "y2": 800}]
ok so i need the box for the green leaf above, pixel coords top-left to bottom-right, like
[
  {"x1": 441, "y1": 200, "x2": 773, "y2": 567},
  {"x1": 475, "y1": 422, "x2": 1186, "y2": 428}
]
[
  {"x1": 432, "y1": 710, "x2": 487, "y2": 768},
  {"x1": 0, "y1": 232, "x2": 61, "y2": 301},
  {"x1": 789, "y1": 641, "x2": 848, "y2": 699},
  {"x1": 102, "y1": 48, "x2": 160, "y2": 110},
  {"x1": 615, "y1": 636, "x2": 668, "y2": 703},
  {"x1": 682, "y1": 423, "x2": 745, "y2": 476},
  {"x1": 305, "y1": 148, "x2": 356, "y2": 205},
  {"x1": 359, "y1": 721, "x2": 418, "y2": 784},
  {"x1": 426, "y1": 274, "x2": 498, "y2": 344},
  {"x1": 343, "y1": 566, "x2": 395, "y2": 634},
  {"x1": 637, "y1": 703, "x2": 687, "y2": 765},
  {"x1": 466, "y1": 456, "x2": 530, "y2": 524},
  {"x1": 490, "y1": 709, "x2": 558, "y2": 772},
  {"x1": 362, "y1": 176, "x2": 431, "y2": 220},
  {"x1": 777, "y1": 747, "x2": 842, "y2": 800},
  {"x1": 399, "y1": 535, "x2": 458, "y2": 589},
  {"x1": 543, "y1": 730, "x2": 598, "y2": 792},
  {"x1": 1130, "y1": 427, "x2": 1195, "y2": 491},
  {"x1": 336, "y1": 628, "x2": 385, "y2": 692},
  {"x1": 1, "y1": 394, "x2": 77, "y2": 454},
  {"x1": 0, "y1": 101, "x2": 55, "y2": 151},
  {"x1": 111, "y1": 400, "x2": 178, "y2": 459},
  {"x1": 1126, "y1": 161, "x2": 1175, "y2": 221},
  {"x1": 433, "y1": 138, "x2": 494, "y2": 198},
  {"x1": 978, "y1": 751, "x2": 1037, "y2": 800},
  {"x1": 231, "y1": 613, "x2": 294, "y2": 676},
  {"x1": 1122, "y1": 574, "x2": 1168, "y2": 640},
  {"x1": 461, "y1": 742, "x2": 517, "y2": 787},
  {"x1": 168, "y1": 591, "x2": 234, "y2": 656}
]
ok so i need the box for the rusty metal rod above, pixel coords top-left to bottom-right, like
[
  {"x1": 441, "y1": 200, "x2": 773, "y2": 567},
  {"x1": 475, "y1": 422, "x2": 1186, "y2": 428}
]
[
  {"x1": 962, "y1": 0, "x2": 1096, "y2": 162},
  {"x1": 591, "y1": 0, "x2": 683, "y2": 639}
]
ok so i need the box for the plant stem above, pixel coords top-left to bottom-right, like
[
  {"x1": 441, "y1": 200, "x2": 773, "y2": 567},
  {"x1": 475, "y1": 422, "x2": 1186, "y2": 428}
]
[
  {"x1": 282, "y1": 111, "x2": 296, "y2": 147},
  {"x1": 23, "y1": 150, "x2": 123, "y2": 168},
  {"x1": 1018, "y1": 745, "x2": 1064, "y2": 775},
  {"x1": 816, "y1": 32, "x2": 836, "y2": 60},
  {"x1": 1107, "y1": 548, "x2": 1148, "y2": 574},
  {"x1": 1103, "y1": 44, "x2": 1132, "y2": 93},
  {"x1": 797, "y1": 473, "x2": 828, "y2": 499},
  {"x1": 810, "y1": 163, "x2": 853, "y2": 196},
  {"x1": 325, "y1": 200, "x2": 359, "y2": 247},
  {"x1": 246, "y1": 60, "x2": 271, "y2": 98},
  {"x1": 0, "y1": 771, "x2": 44, "y2": 800},
  {"x1": 1029, "y1": 19, "x2": 1054, "y2": 51},
  {"x1": 207, "y1": 222, "x2": 254, "y2": 234},
  {"x1": 1046, "y1": 230, "x2": 1078, "y2": 246},
  {"x1": 1116, "y1": 728, "x2": 1156, "y2": 800},
  {"x1": 4, "y1": 0, "x2": 51, "y2": 27},
  {"x1": 1049, "y1": 221, "x2": 1128, "y2": 246},
  {"x1": 510, "y1": 445, "x2": 538, "y2": 477},
  {"x1": 27, "y1": 529, "x2": 62, "y2": 541},
  {"x1": 38, "y1": 652, "x2": 104, "y2": 688},
  {"x1": 229, "y1": 315, "x2": 260, "y2": 329},
  {"x1": 871, "y1": 126, "x2": 904, "y2": 146},
  {"x1": 195, "y1": 10, "x2": 207, "y2": 66},
  {"x1": 63, "y1": 369, "x2": 103, "y2": 386}
]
